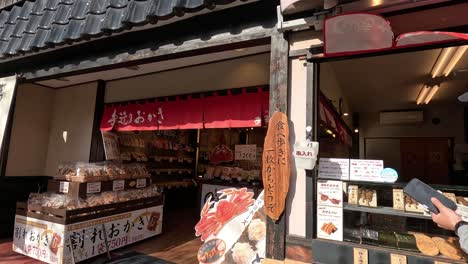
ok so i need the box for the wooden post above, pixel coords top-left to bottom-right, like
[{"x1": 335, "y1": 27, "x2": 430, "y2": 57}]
[{"x1": 266, "y1": 29, "x2": 289, "y2": 260}]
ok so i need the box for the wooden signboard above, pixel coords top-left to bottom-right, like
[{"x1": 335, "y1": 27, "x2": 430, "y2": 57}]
[{"x1": 262, "y1": 111, "x2": 290, "y2": 221}]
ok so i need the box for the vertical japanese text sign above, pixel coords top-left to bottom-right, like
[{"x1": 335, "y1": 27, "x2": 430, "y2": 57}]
[{"x1": 262, "y1": 111, "x2": 291, "y2": 221}]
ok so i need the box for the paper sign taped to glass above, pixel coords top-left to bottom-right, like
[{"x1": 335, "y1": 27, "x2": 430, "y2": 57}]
[{"x1": 195, "y1": 188, "x2": 266, "y2": 264}]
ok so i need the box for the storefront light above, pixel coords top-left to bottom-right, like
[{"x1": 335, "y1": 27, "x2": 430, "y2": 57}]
[
  {"x1": 443, "y1": 45, "x2": 468, "y2": 76},
  {"x1": 354, "y1": 129, "x2": 359, "y2": 133},
  {"x1": 416, "y1": 86, "x2": 430, "y2": 105},
  {"x1": 432, "y1": 47, "x2": 455, "y2": 78},
  {"x1": 326, "y1": 129, "x2": 333, "y2": 135},
  {"x1": 343, "y1": 113, "x2": 349, "y2": 116},
  {"x1": 424, "y1": 85, "x2": 440, "y2": 104}
]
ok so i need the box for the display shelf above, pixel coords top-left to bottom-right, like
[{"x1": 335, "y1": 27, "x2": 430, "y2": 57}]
[
  {"x1": 341, "y1": 180, "x2": 468, "y2": 192},
  {"x1": 151, "y1": 156, "x2": 194, "y2": 163},
  {"x1": 48, "y1": 178, "x2": 151, "y2": 199},
  {"x1": 153, "y1": 179, "x2": 195, "y2": 189},
  {"x1": 343, "y1": 203, "x2": 431, "y2": 220},
  {"x1": 312, "y1": 239, "x2": 466, "y2": 264},
  {"x1": 151, "y1": 168, "x2": 194, "y2": 175}
]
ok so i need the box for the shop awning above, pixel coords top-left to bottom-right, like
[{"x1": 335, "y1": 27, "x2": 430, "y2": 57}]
[
  {"x1": 100, "y1": 87, "x2": 269, "y2": 131},
  {"x1": 0, "y1": 0, "x2": 242, "y2": 59},
  {"x1": 324, "y1": 13, "x2": 468, "y2": 57}
]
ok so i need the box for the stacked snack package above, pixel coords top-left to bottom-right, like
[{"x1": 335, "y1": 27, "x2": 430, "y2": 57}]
[
  {"x1": 55, "y1": 162, "x2": 150, "y2": 182},
  {"x1": 27, "y1": 185, "x2": 162, "y2": 210}
]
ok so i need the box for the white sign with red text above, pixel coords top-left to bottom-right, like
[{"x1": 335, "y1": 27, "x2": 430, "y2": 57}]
[
  {"x1": 317, "y1": 180, "x2": 343, "y2": 207},
  {"x1": 13, "y1": 205, "x2": 163, "y2": 264}
]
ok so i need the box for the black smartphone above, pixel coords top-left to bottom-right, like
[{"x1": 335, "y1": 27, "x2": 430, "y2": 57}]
[{"x1": 403, "y1": 178, "x2": 457, "y2": 214}]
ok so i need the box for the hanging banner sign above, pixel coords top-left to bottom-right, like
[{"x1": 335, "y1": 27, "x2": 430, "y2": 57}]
[
  {"x1": 262, "y1": 111, "x2": 290, "y2": 221},
  {"x1": 0, "y1": 75, "x2": 16, "y2": 152},
  {"x1": 13, "y1": 205, "x2": 163, "y2": 264}
]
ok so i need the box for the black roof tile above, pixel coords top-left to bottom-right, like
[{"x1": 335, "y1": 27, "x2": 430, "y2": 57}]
[{"x1": 0, "y1": 0, "x2": 239, "y2": 59}]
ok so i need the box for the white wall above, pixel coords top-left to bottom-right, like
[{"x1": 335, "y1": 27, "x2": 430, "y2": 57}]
[
  {"x1": 6, "y1": 84, "x2": 54, "y2": 176},
  {"x1": 286, "y1": 58, "x2": 307, "y2": 237},
  {"x1": 105, "y1": 53, "x2": 270, "y2": 102},
  {"x1": 359, "y1": 103, "x2": 465, "y2": 158},
  {"x1": 44, "y1": 82, "x2": 97, "y2": 176}
]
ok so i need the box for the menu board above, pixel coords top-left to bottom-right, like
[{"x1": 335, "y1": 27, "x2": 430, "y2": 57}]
[
  {"x1": 317, "y1": 206, "x2": 343, "y2": 241},
  {"x1": 235, "y1": 144, "x2": 257, "y2": 161},
  {"x1": 349, "y1": 159, "x2": 384, "y2": 182},
  {"x1": 317, "y1": 180, "x2": 343, "y2": 207},
  {"x1": 318, "y1": 158, "x2": 350, "y2": 180}
]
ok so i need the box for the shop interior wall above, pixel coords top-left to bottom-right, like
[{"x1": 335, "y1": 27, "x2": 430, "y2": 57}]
[
  {"x1": 359, "y1": 103, "x2": 465, "y2": 165},
  {"x1": 6, "y1": 82, "x2": 98, "y2": 177},
  {"x1": 6, "y1": 83, "x2": 53, "y2": 176},
  {"x1": 105, "y1": 53, "x2": 270, "y2": 103}
]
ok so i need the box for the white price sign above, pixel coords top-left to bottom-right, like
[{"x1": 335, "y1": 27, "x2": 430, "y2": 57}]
[
  {"x1": 113, "y1": 180, "x2": 125, "y2": 191},
  {"x1": 136, "y1": 178, "x2": 147, "y2": 188},
  {"x1": 86, "y1": 182, "x2": 101, "y2": 194},
  {"x1": 235, "y1": 145, "x2": 257, "y2": 161},
  {"x1": 59, "y1": 182, "x2": 69, "y2": 193}
]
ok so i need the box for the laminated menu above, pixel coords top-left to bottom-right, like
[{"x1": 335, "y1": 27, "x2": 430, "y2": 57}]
[
  {"x1": 317, "y1": 206, "x2": 343, "y2": 241},
  {"x1": 350, "y1": 159, "x2": 384, "y2": 182},
  {"x1": 317, "y1": 180, "x2": 343, "y2": 207},
  {"x1": 318, "y1": 158, "x2": 350, "y2": 180}
]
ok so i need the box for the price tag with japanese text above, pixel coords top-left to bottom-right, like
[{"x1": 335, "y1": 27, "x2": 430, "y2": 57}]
[
  {"x1": 348, "y1": 185, "x2": 359, "y2": 205},
  {"x1": 235, "y1": 145, "x2": 257, "y2": 161},
  {"x1": 86, "y1": 182, "x2": 101, "y2": 194},
  {"x1": 136, "y1": 178, "x2": 147, "y2": 188},
  {"x1": 393, "y1": 189, "x2": 405, "y2": 211},
  {"x1": 353, "y1": 248, "x2": 368, "y2": 264},
  {"x1": 113, "y1": 180, "x2": 125, "y2": 191},
  {"x1": 390, "y1": 254, "x2": 406, "y2": 264},
  {"x1": 59, "y1": 182, "x2": 69, "y2": 193}
]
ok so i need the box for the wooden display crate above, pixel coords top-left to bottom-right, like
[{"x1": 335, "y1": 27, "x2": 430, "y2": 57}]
[
  {"x1": 16, "y1": 195, "x2": 164, "y2": 225},
  {"x1": 13, "y1": 197, "x2": 164, "y2": 264},
  {"x1": 47, "y1": 178, "x2": 151, "y2": 199}
]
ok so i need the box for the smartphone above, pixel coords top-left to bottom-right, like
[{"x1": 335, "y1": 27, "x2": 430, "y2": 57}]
[{"x1": 403, "y1": 178, "x2": 457, "y2": 214}]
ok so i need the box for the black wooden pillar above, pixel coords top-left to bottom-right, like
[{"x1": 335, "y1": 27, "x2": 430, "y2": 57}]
[
  {"x1": 266, "y1": 30, "x2": 289, "y2": 260},
  {"x1": 89, "y1": 80, "x2": 106, "y2": 162}
]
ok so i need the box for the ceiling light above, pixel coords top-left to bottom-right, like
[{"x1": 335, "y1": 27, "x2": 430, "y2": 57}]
[
  {"x1": 424, "y1": 85, "x2": 440, "y2": 104},
  {"x1": 432, "y1": 47, "x2": 456, "y2": 78},
  {"x1": 354, "y1": 129, "x2": 359, "y2": 133},
  {"x1": 332, "y1": 134, "x2": 336, "y2": 138},
  {"x1": 343, "y1": 113, "x2": 349, "y2": 116},
  {"x1": 443, "y1": 45, "x2": 468, "y2": 76},
  {"x1": 56, "y1": 77, "x2": 70, "y2": 82},
  {"x1": 416, "y1": 86, "x2": 430, "y2": 105},
  {"x1": 326, "y1": 129, "x2": 333, "y2": 135}
]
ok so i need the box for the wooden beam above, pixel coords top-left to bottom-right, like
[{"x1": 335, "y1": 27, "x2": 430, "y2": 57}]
[
  {"x1": 89, "y1": 80, "x2": 106, "y2": 163},
  {"x1": 266, "y1": 29, "x2": 289, "y2": 261}
]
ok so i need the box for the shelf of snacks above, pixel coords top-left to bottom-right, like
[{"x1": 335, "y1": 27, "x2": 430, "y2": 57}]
[
  {"x1": 312, "y1": 238, "x2": 467, "y2": 264},
  {"x1": 151, "y1": 168, "x2": 194, "y2": 175},
  {"x1": 152, "y1": 179, "x2": 195, "y2": 189},
  {"x1": 343, "y1": 203, "x2": 431, "y2": 220},
  {"x1": 56, "y1": 162, "x2": 151, "y2": 183},
  {"x1": 20, "y1": 185, "x2": 163, "y2": 224}
]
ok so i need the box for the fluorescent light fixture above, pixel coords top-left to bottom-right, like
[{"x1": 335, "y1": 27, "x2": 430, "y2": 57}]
[
  {"x1": 432, "y1": 47, "x2": 455, "y2": 78},
  {"x1": 416, "y1": 86, "x2": 430, "y2": 105},
  {"x1": 424, "y1": 85, "x2": 440, "y2": 104},
  {"x1": 443, "y1": 45, "x2": 468, "y2": 76}
]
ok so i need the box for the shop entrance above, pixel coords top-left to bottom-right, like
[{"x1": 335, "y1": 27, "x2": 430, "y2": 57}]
[
  {"x1": 8, "y1": 46, "x2": 271, "y2": 264},
  {"x1": 312, "y1": 43, "x2": 468, "y2": 263}
]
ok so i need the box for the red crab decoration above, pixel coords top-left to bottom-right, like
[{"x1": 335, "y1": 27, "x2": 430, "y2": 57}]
[{"x1": 195, "y1": 188, "x2": 255, "y2": 241}]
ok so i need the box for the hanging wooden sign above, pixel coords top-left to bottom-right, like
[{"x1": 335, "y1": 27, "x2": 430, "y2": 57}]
[{"x1": 262, "y1": 111, "x2": 291, "y2": 221}]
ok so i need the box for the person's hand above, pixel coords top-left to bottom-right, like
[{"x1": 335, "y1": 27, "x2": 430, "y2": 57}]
[{"x1": 431, "y1": 197, "x2": 461, "y2": 231}]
